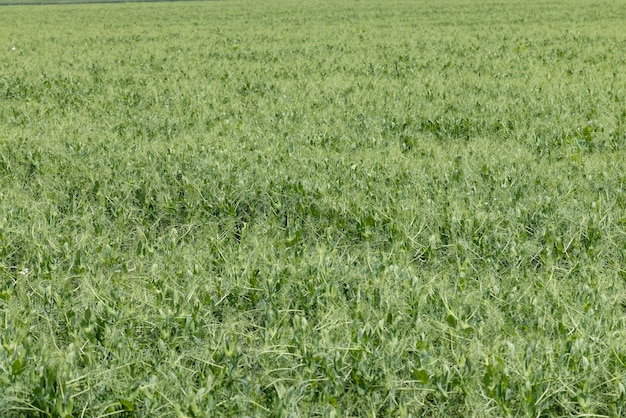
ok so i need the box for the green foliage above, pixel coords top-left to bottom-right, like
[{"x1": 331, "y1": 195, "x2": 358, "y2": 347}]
[{"x1": 1, "y1": 0, "x2": 626, "y2": 416}]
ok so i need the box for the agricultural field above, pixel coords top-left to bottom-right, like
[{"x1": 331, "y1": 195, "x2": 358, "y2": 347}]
[{"x1": 1, "y1": 0, "x2": 626, "y2": 416}]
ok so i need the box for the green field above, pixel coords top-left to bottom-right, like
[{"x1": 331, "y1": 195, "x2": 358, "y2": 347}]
[{"x1": 2, "y1": 0, "x2": 626, "y2": 416}]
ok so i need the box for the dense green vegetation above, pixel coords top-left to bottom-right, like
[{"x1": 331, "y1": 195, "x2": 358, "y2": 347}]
[{"x1": 1, "y1": 0, "x2": 626, "y2": 416}]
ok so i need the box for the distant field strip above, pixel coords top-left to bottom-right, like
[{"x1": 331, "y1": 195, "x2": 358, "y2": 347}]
[
  {"x1": 1, "y1": 0, "x2": 626, "y2": 416},
  {"x1": 0, "y1": 0, "x2": 215, "y2": 5}
]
